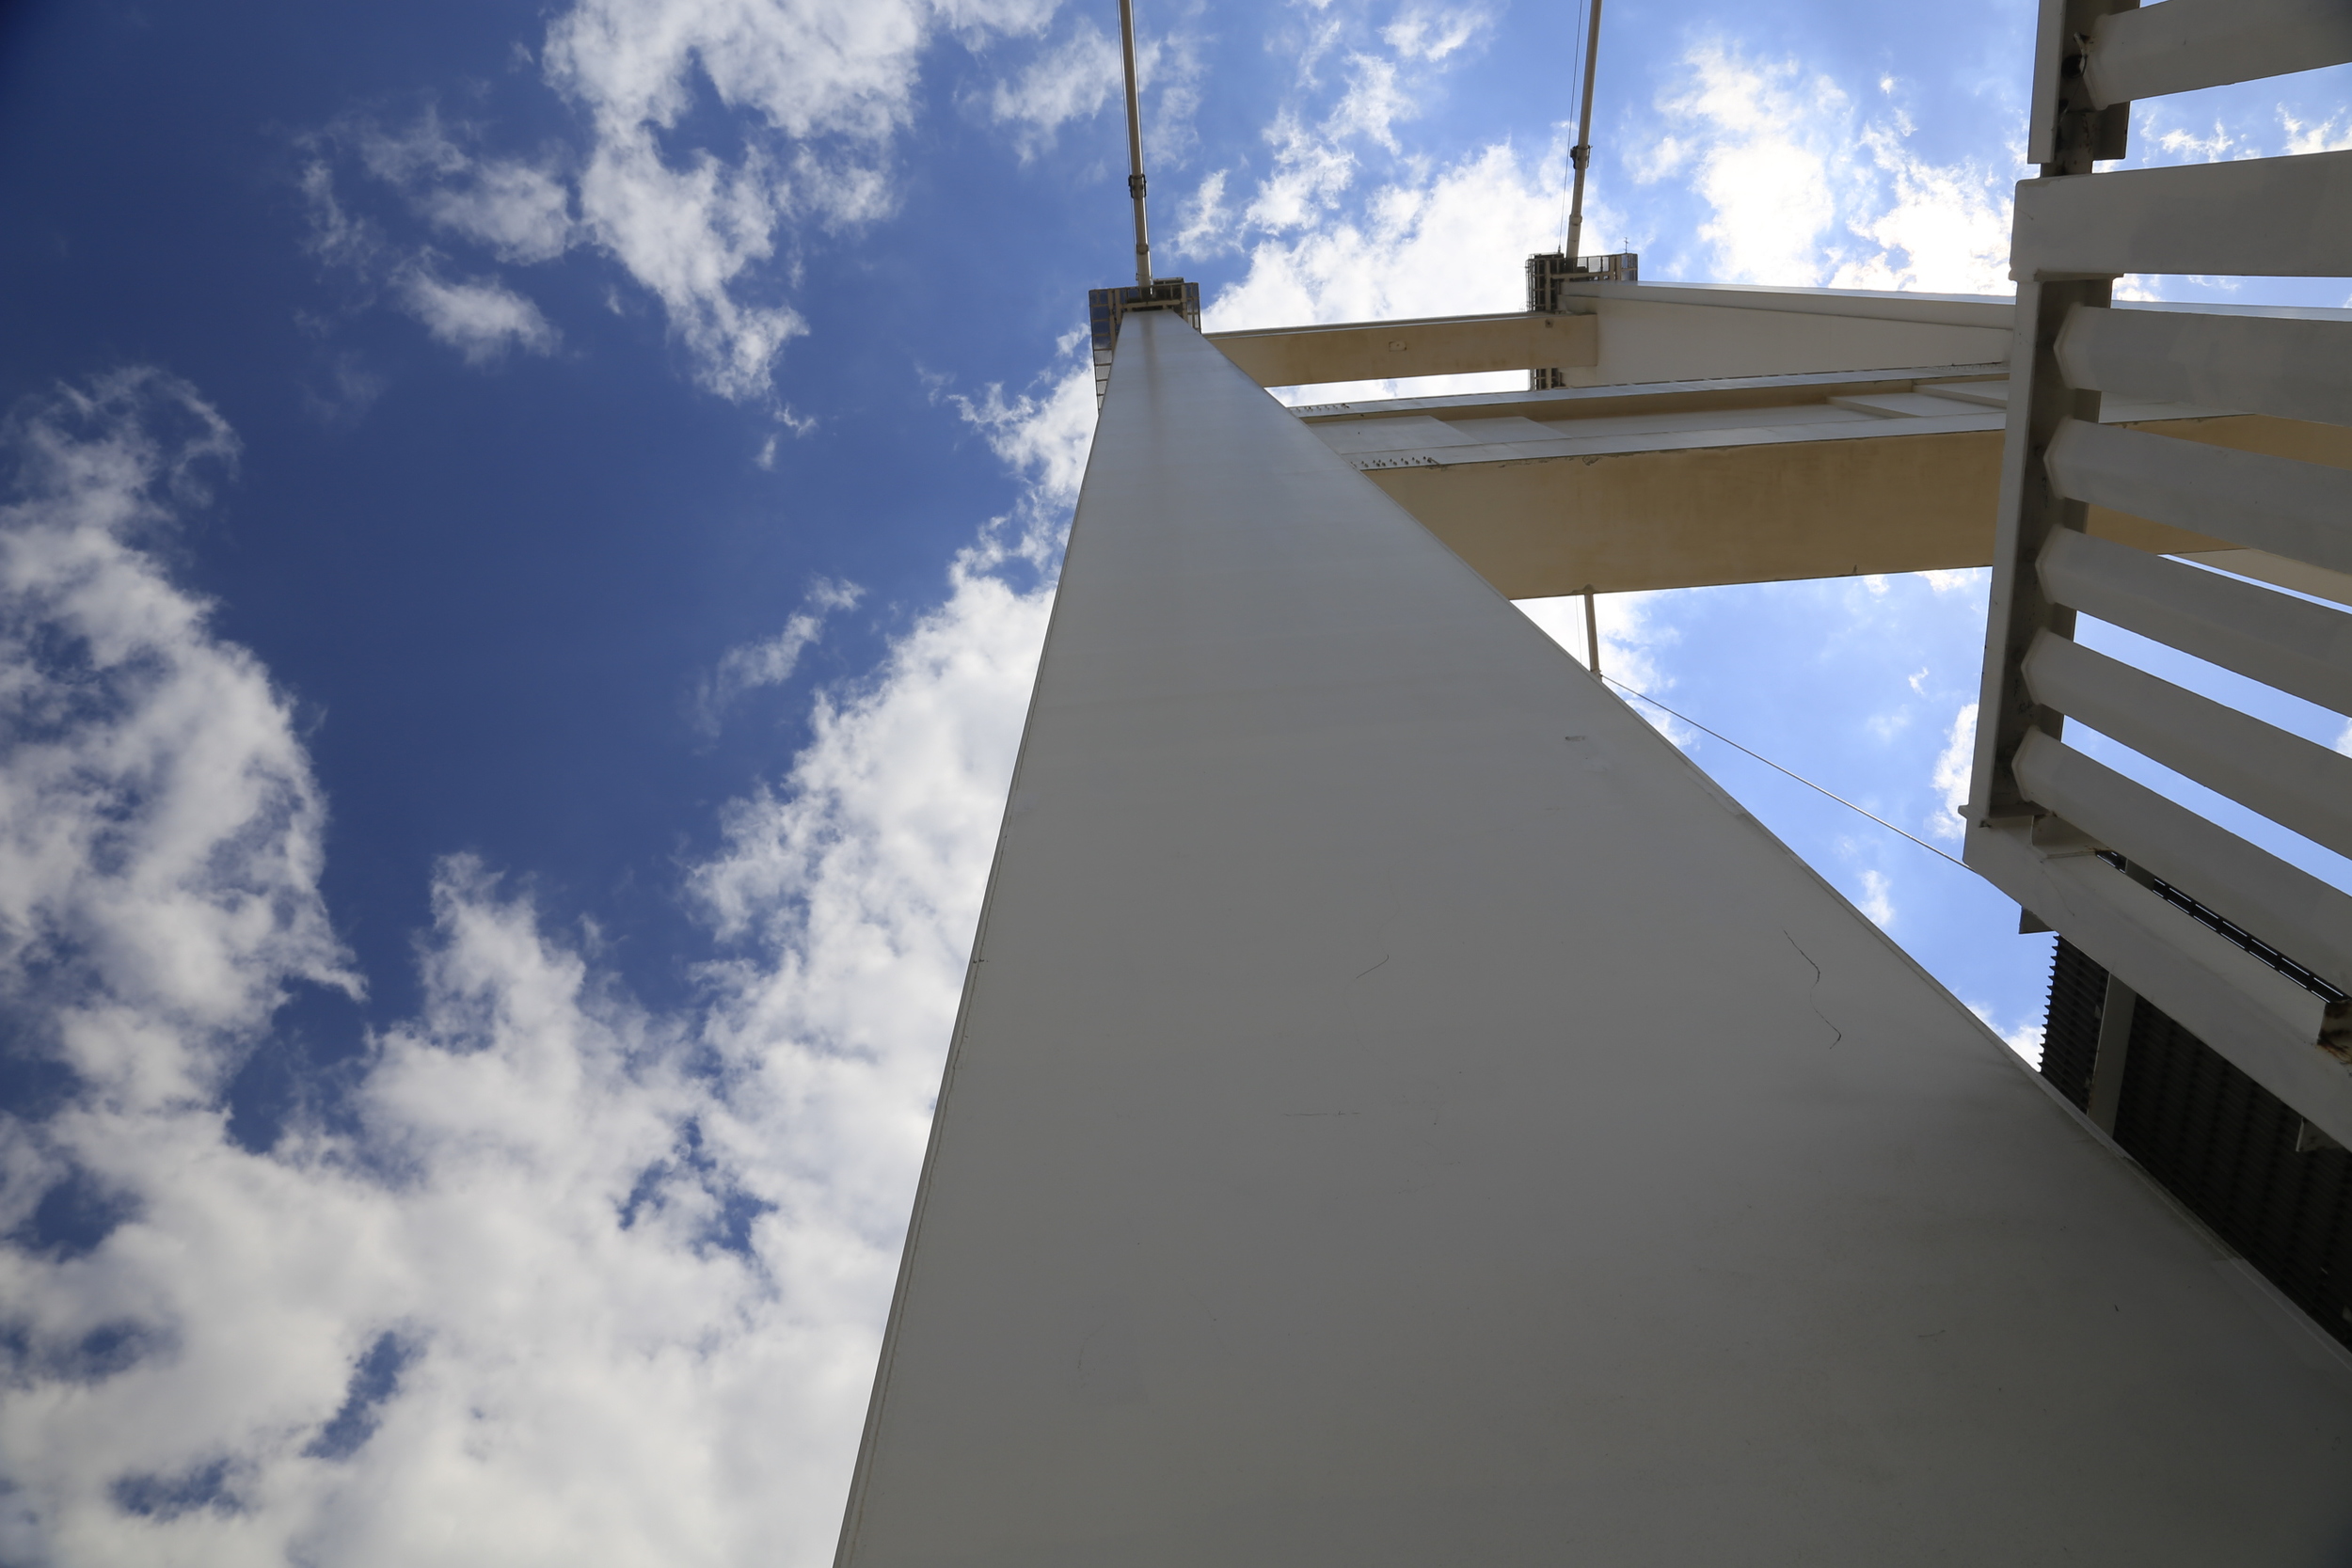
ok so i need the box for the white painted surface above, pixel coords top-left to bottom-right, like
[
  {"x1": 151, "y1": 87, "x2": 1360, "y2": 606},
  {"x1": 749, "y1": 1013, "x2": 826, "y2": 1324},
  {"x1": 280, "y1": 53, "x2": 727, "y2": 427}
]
[
  {"x1": 2036, "y1": 526, "x2": 2352, "y2": 716},
  {"x1": 2022, "y1": 631, "x2": 2352, "y2": 861},
  {"x1": 1968, "y1": 820, "x2": 2344, "y2": 1147},
  {"x1": 2058, "y1": 306, "x2": 2352, "y2": 428},
  {"x1": 1537, "y1": 282, "x2": 2014, "y2": 388},
  {"x1": 834, "y1": 312, "x2": 2352, "y2": 1568},
  {"x1": 2045, "y1": 416, "x2": 2352, "y2": 576},
  {"x1": 2085, "y1": 0, "x2": 2352, "y2": 109},
  {"x1": 2012, "y1": 150, "x2": 2352, "y2": 280},
  {"x1": 2011, "y1": 728, "x2": 2352, "y2": 1001}
]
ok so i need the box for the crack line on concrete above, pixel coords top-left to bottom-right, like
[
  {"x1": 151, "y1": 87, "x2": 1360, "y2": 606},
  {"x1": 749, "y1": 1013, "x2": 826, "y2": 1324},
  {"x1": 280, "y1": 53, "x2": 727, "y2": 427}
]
[{"x1": 1783, "y1": 929, "x2": 1842, "y2": 1049}]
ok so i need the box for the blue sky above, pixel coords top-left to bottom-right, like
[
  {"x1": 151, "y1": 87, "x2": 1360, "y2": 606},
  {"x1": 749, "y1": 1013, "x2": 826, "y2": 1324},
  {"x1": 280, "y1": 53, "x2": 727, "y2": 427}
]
[{"x1": 2, "y1": 0, "x2": 2348, "y2": 1561}]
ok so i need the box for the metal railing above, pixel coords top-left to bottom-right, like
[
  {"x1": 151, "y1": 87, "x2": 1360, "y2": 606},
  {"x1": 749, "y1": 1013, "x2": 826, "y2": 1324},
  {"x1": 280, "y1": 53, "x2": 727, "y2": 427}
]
[{"x1": 1964, "y1": 0, "x2": 2352, "y2": 1144}]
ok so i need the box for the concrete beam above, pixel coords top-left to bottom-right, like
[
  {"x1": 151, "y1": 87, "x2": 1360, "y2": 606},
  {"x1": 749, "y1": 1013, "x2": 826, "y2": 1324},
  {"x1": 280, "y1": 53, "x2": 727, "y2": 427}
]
[
  {"x1": 1514, "y1": 281, "x2": 2016, "y2": 391},
  {"x1": 1294, "y1": 365, "x2": 2352, "y2": 598},
  {"x1": 1204, "y1": 310, "x2": 1597, "y2": 388},
  {"x1": 1204, "y1": 284, "x2": 2032, "y2": 392}
]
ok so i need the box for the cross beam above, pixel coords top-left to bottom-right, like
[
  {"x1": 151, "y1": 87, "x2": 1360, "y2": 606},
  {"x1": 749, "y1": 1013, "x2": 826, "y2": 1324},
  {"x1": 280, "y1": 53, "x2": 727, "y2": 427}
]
[{"x1": 1286, "y1": 360, "x2": 2352, "y2": 598}]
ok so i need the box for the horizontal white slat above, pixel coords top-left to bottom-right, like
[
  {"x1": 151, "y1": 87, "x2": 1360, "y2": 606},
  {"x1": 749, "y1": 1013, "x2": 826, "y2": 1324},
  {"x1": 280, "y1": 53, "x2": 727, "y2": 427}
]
[
  {"x1": 2012, "y1": 727, "x2": 2352, "y2": 993},
  {"x1": 2045, "y1": 419, "x2": 2352, "y2": 577},
  {"x1": 2084, "y1": 0, "x2": 2352, "y2": 107},
  {"x1": 1966, "y1": 820, "x2": 2352, "y2": 1148},
  {"x1": 2021, "y1": 631, "x2": 2352, "y2": 859},
  {"x1": 2012, "y1": 150, "x2": 2352, "y2": 279},
  {"x1": 2038, "y1": 525, "x2": 2352, "y2": 715},
  {"x1": 2055, "y1": 307, "x2": 2352, "y2": 428},
  {"x1": 2181, "y1": 548, "x2": 2352, "y2": 611}
]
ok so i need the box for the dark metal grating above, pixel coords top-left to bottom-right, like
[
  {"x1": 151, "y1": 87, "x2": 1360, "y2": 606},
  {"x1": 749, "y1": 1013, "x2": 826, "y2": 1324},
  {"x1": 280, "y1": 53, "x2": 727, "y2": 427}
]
[
  {"x1": 2040, "y1": 941, "x2": 2352, "y2": 1351},
  {"x1": 2039, "y1": 937, "x2": 2106, "y2": 1114},
  {"x1": 2091, "y1": 851, "x2": 2347, "y2": 1004},
  {"x1": 2113, "y1": 1002, "x2": 2352, "y2": 1348}
]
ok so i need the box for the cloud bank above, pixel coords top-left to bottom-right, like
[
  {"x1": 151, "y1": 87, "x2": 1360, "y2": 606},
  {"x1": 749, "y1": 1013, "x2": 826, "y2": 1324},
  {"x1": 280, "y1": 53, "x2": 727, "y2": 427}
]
[
  {"x1": 0, "y1": 348, "x2": 1080, "y2": 1563},
  {"x1": 297, "y1": 0, "x2": 1156, "y2": 400}
]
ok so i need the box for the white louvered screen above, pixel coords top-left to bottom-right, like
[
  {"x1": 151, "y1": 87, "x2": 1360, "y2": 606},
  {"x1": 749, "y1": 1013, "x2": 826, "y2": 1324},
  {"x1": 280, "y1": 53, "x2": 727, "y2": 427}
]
[{"x1": 1963, "y1": 0, "x2": 2352, "y2": 1143}]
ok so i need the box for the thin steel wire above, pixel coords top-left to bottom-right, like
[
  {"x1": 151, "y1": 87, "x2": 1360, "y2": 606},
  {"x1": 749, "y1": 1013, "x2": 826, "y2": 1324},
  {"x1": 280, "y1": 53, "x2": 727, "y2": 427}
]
[{"x1": 1600, "y1": 674, "x2": 1976, "y2": 872}]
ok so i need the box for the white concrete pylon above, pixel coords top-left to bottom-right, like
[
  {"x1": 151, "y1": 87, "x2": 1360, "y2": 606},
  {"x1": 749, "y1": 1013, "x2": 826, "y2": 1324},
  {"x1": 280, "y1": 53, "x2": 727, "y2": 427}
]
[{"x1": 833, "y1": 309, "x2": 2352, "y2": 1567}]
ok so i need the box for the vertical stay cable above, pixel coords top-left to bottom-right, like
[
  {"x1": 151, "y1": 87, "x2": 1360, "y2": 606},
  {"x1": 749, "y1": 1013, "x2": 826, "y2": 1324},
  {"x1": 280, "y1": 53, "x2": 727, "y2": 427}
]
[
  {"x1": 1118, "y1": 0, "x2": 1153, "y2": 290},
  {"x1": 1556, "y1": 0, "x2": 1592, "y2": 251},
  {"x1": 1564, "y1": 0, "x2": 1606, "y2": 264}
]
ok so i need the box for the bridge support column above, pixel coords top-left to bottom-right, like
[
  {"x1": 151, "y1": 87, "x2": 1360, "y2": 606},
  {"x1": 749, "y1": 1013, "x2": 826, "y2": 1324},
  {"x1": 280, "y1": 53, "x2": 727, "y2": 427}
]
[{"x1": 835, "y1": 309, "x2": 2352, "y2": 1568}]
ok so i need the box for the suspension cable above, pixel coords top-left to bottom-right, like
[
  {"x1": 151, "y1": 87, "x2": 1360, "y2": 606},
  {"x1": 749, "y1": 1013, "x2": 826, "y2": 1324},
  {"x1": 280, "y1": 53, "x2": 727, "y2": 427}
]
[
  {"x1": 1600, "y1": 674, "x2": 1974, "y2": 872},
  {"x1": 1117, "y1": 0, "x2": 1152, "y2": 290}
]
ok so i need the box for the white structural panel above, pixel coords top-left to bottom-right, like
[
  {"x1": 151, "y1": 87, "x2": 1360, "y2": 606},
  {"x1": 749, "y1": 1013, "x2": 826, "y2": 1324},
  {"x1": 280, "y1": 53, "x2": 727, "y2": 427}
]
[
  {"x1": 2044, "y1": 413, "x2": 2352, "y2": 572},
  {"x1": 2035, "y1": 527, "x2": 2352, "y2": 717},
  {"x1": 1968, "y1": 0, "x2": 2352, "y2": 1217},
  {"x1": 2011, "y1": 728, "x2": 2352, "y2": 1000},
  {"x1": 2012, "y1": 149, "x2": 2352, "y2": 279},
  {"x1": 2084, "y1": 0, "x2": 2352, "y2": 107},
  {"x1": 833, "y1": 311, "x2": 2352, "y2": 1567},
  {"x1": 1966, "y1": 821, "x2": 2348, "y2": 1139},
  {"x1": 2019, "y1": 632, "x2": 2352, "y2": 861},
  {"x1": 2055, "y1": 306, "x2": 2352, "y2": 428}
]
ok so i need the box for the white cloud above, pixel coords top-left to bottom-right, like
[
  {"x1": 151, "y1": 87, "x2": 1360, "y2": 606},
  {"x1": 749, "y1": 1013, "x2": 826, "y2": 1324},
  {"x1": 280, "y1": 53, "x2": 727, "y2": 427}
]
[
  {"x1": 1637, "y1": 43, "x2": 1842, "y2": 284},
  {"x1": 1831, "y1": 119, "x2": 2012, "y2": 293},
  {"x1": 985, "y1": 19, "x2": 1122, "y2": 151},
  {"x1": 1856, "y1": 867, "x2": 1894, "y2": 927},
  {"x1": 0, "y1": 372, "x2": 357, "y2": 1114},
  {"x1": 2333, "y1": 717, "x2": 2352, "y2": 758},
  {"x1": 420, "y1": 157, "x2": 578, "y2": 263},
  {"x1": 1380, "y1": 4, "x2": 1490, "y2": 63},
  {"x1": 1971, "y1": 1001, "x2": 2045, "y2": 1067},
  {"x1": 302, "y1": 0, "x2": 1086, "y2": 400},
  {"x1": 300, "y1": 156, "x2": 562, "y2": 366},
  {"x1": 355, "y1": 110, "x2": 578, "y2": 264},
  {"x1": 396, "y1": 261, "x2": 563, "y2": 362},
  {"x1": 1213, "y1": 139, "x2": 1563, "y2": 330},
  {"x1": 1172, "y1": 168, "x2": 1233, "y2": 257},
  {"x1": 698, "y1": 578, "x2": 866, "y2": 733},
  {"x1": 1636, "y1": 40, "x2": 2015, "y2": 293},
  {"x1": 1193, "y1": 9, "x2": 1508, "y2": 264},
  {"x1": 1239, "y1": 107, "x2": 1363, "y2": 233},
  {"x1": 532, "y1": 0, "x2": 1087, "y2": 395},
  {"x1": 943, "y1": 341, "x2": 1099, "y2": 550},
  {"x1": 1929, "y1": 701, "x2": 1977, "y2": 841},
  {"x1": 2152, "y1": 121, "x2": 2247, "y2": 163},
  {"x1": 1327, "y1": 54, "x2": 1415, "y2": 152},
  {"x1": 297, "y1": 160, "x2": 381, "y2": 276},
  {"x1": 2281, "y1": 110, "x2": 2352, "y2": 156},
  {"x1": 299, "y1": 353, "x2": 389, "y2": 427},
  {"x1": 0, "y1": 357, "x2": 1071, "y2": 1564}
]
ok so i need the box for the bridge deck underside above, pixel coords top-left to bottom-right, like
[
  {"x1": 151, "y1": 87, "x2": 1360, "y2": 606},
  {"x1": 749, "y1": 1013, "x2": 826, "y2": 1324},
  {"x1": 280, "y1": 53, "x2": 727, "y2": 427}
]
[{"x1": 1295, "y1": 366, "x2": 2352, "y2": 600}]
